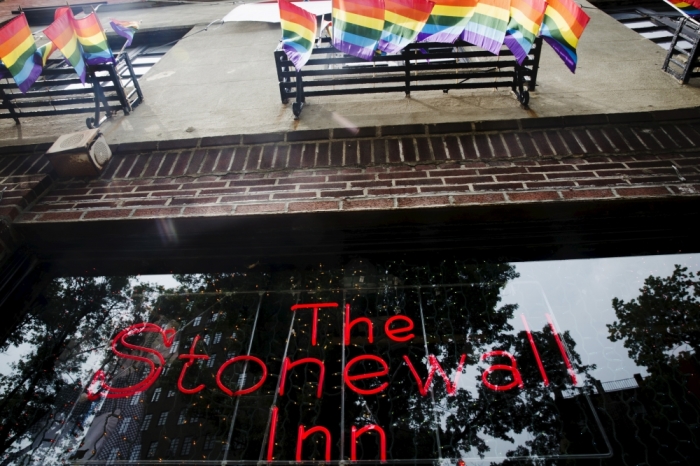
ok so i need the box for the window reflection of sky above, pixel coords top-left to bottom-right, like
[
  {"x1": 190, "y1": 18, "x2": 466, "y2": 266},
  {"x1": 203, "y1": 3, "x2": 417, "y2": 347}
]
[{"x1": 503, "y1": 254, "x2": 700, "y2": 383}]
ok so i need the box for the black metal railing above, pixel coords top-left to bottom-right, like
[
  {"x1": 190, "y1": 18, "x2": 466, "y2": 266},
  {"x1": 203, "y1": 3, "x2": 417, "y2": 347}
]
[
  {"x1": 0, "y1": 52, "x2": 143, "y2": 128},
  {"x1": 274, "y1": 37, "x2": 542, "y2": 118}
]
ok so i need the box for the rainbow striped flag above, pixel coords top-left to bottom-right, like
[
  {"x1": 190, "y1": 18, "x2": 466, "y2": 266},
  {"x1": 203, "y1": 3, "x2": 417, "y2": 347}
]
[
  {"x1": 0, "y1": 13, "x2": 43, "y2": 93},
  {"x1": 110, "y1": 19, "x2": 140, "y2": 48},
  {"x1": 35, "y1": 42, "x2": 57, "y2": 67},
  {"x1": 378, "y1": 0, "x2": 435, "y2": 54},
  {"x1": 664, "y1": 0, "x2": 700, "y2": 18},
  {"x1": 332, "y1": 0, "x2": 385, "y2": 60},
  {"x1": 540, "y1": 0, "x2": 590, "y2": 73},
  {"x1": 73, "y1": 12, "x2": 115, "y2": 65},
  {"x1": 504, "y1": 0, "x2": 546, "y2": 64},
  {"x1": 44, "y1": 8, "x2": 87, "y2": 83},
  {"x1": 279, "y1": 0, "x2": 318, "y2": 70},
  {"x1": 461, "y1": 0, "x2": 510, "y2": 55},
  {"x1": 417, "y1": 0, "x2": 476, "y2": 43}
]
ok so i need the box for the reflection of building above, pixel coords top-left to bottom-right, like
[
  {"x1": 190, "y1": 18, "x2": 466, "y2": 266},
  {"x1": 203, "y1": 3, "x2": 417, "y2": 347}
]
[{"x1": 2, "y1": 0, "x2": 700, "y2": 464}]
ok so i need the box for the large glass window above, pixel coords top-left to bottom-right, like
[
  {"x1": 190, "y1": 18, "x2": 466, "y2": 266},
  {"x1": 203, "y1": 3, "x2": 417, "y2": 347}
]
[{"x1": 0, "y1": 254, "x2": 698, "y2": 464}]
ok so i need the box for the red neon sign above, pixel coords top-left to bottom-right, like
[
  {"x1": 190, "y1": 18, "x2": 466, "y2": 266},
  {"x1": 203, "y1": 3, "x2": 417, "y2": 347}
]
[
  {"x1": 296, "y1": 425, "x2": 331, "y2": 462},
  {"x1": 177, "y1": 334, "x2": 209, "y2": 394},
  {"x1": 279, "y1": 357, "x2": 325, "y2": 399},
  {"x1": 521, "y1": 314, "x2": 549, "y2": 387},
  {"x1": 87, "y1": 323, "x2": 175, "y2": 400},
  {"x1": 216, "y1": 355, "x2": 268, "y2": 396},
  {"x1": 384, "y1": 315, "x2": 415, "y2": 342},
  {"x1": 546, "y1": 313, "x2": 578, "y2": 386},
  {"x1": 351, "y1": 424, "x2": 386, "y2": 462},
  {"x1": 290, "y1": 302, "x2": 338, "y2": 346},
  {"x1": 344, "y1": 355, "x2": 389, "y2": 395},
  {"x1": 481, "y1": 350, "x2": 524, "y2": 391},
  {"x1": 403, "y1": 354, "x2": 466, "y2": 396},
  {"x1": 345, "y1": 303, "x2": 374, "y2": 345}
]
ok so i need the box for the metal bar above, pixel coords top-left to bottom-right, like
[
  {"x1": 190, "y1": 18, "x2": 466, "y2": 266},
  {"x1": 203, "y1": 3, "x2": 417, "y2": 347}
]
[
  {"x1": 0, "y1": 107, "x2": 104, "y2": 118},
  {"x1": 529, "y1": 37, "x2": 543, "y2": 90},
  {"x1": 1, "y1": 96, "x2": 124, "y2": 109},
  {"x1": 403, "y1": 49, "x2": 411, "y2": 96},
  {"x1": 123, "y1": 54, "x2": 144, "y2": 105}
]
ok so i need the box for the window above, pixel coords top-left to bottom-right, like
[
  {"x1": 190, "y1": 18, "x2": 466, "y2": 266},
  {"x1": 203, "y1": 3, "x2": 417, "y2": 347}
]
[
  {"x1": 181, "y1": 436, "x2": 193, "y2": 456},
  {"x1": 207, "y1": 354, "x2": 216, "y2": 368},
  {"x1": 203, "y1": 434, "x2": 216, "y2": 450},
  {"x1": 158, "y1": 411, "x2": 168, "y2": 426},
  {"x1": 129, "y1": 393, "x2": 140, "y2": 405},
  {"x1": 169, "y1": 340, "x2": 179, "y2": 354},
  {"x1": 210, "y1": 313, "x2": 219, "y2": 323},
  {"x1": 162, "y1": 365, "x2": 170, "y2": 376},
  {"x1": 129, "y1": 445, "x2": 141, "y2": 461},
  {"x1": 189, "y1": 412, "x2": 199, "y2": 424},
  {"x1": 193, "y1": 316, "x2": 202, "y2": 326},
  {"x1": 213, "y1": 332, "x2": 222, "y2": 344},
  {"x1": 167, "y1": 390, "x2": 176, "y2": 398},
  {"x1": 151, "y1": 387, "x2": 162, "y2": 402},
  {"x1": 168, "y1": 438, "x2": 180, "y2": 455},
  {"x1": 118, "y1": 417, "x2": 130, "y2": 434},
  {"x1": 147, "y1": 441, "x2": 158, "y2": 458},
  {"x1": 140, "y1": 414, "x2": 152, "y2": 431},
  {"x1": 203, "y1": 334, "x2": 210, "y2": 346},
  {"x1": 177, "y1": 409, "x2": 187, "y2": 425}
]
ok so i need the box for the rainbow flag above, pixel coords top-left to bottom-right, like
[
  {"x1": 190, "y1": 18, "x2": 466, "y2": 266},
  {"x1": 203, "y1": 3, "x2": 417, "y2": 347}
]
[
  {"x1": 0, "y1": 13, "x2": 43, "y2": 93},
  {"x1": 279, "y1": 0, "x2": 318, "y2": 69},
  {"x1": 378, "y1": 0, "x2": 434, "y2": 54},
  {"x1": 664, "y1": 0, "x2": 700, "y2": 18},
  {"x1": 332, "y1": 0, "x2": 385, "y2": 60},
  {"x1": 110, "y1": 19, "x2": 140, "y2": 48},
  {"x1": 35, "y1": 42, "x2": 56, "y2": 67},
  {"x1": 504, "y1": 0, "x2": 546, "y2": 64},
  {"x1": 72, "y1": 12, "x2": 115, "y2": 65},
  {"x1": 44, "y1": 8, "x2": 87, "y2": 83},
  {"x1": 461, "y1": 0, "x2": 510, "y2": 54},
  {"x1": 540, "y1": 0, "x2": 590, "y2": 73},
  {"x1": 417, "y1": 0, "x2": 476, "y2": 43}
]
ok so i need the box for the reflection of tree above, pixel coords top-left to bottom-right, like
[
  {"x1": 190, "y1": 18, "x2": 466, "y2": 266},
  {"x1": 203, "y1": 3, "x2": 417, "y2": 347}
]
[
  {"x1": 0, "y1": 276, "x2": 132, "y2": 459},
  {"x1": 606, "y1": 265, "x2": 700, "y2": 464},
  {"x1": 608, "y1": 265, "x2": 700, "y2": 371}
]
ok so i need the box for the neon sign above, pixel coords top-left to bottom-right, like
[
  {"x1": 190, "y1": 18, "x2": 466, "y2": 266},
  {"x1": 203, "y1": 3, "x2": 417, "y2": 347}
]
[{"x1": 87, "y1": 304, "x2": 578, "y2": 462}]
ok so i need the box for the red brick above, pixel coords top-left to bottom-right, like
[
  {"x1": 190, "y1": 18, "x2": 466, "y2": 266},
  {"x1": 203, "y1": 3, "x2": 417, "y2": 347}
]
[
  {"x1": 155, "y1": 153, "x2": 178, "y2": 177},
  {"x1": 38, "y1": 211, "x2": 84, "y2": 221},
  {"x1": 288, "y1": 201, "x2": 339, "y2": 211},
  {"x1": 524, "y1": 181, "x2": 576, "y2": 189},
  {"x1": 350, "y1": 180, "x2": 393, "y2": 188},
  {"x1": 77, "y1": 201, "x2": 118, "y2": 209},
  {"x1": 444, "y1": 136, "x2": 461, "y2": 160},
  {"x1": 386, "y1": 139, "x2": 401, "y2": 163},
  {"x1": 473, "y1": 182, "x2": 525, "y2": 191},
  {"x1": 531, "y1": 132, "x2": 554, "y2": 156},
  {"x1": 502, "y1": 133, "x2": 525, "y2": 158},
  {"x1": 576, "y1": 178, "x2": 628, "y2": 187},
  {"x1": 518, "y1": 133, "x2": 538, "y2": 157},
  {"x1": 453, "y1": 193, "x2": 507, "y2": 204},
  {"x1": 459, "y1": 135, "x2": 478, "y2": 159},
  {"x1": 183, "y1": 205, "x2": 234, "y2": 216},
  {"x1": 229, "y1": 179, "x2": 276, "y2": 187},
  {"x1": 320, "y1": 190, "x2": 364, "y2": 198},
  {"x1": 185, "y1": 150, "x2": 206, "y2": 175},
  {"x1": 141, "y1": 153, "x2": 164, "y2": 177},
  {"x1": 474, "y1": 134, "x2": 491, "y2": 158},
  {"x1": 561, "y1": 189, "x2": 615, "y2": 200},
  {"x1": 199, "y1": 149, "x2": 220, "y2": 173},
  {"x1": 496, "y1": 173, "x2": 546, "y2": 182},
  {"x1": 343, "y1": 198, "x2": 394, "y2": 210},
  {"x1": 84, "y1": 209, "x2": 133, "y2": 219},
  {"x1": 302, "y1": 143, "x2": 317, "y2": 168},
  {"x1": 259, "y1": 145, "x2": 276, "y2": 169},
  {"x1": 508, "y1": 191, "x2": 561, "y2": 202},
  {"x1": 586, "y1": 128, "x2": 617, "y2": 153},
  {"x1": 373, "y1": 140, "x2": 387, "y2": 164},
  {"x1": 298, "y1": 182, "x2": 347, "y2": 190},
  {"x1": 132, "y1": 207, "x2": 183, "y2": 217},
  {"x1": 395, "y1": 178, "x2": 444, "y2": 187},
  {"x1": 527, "y1": 165, "x2": 576, "y2": 173},
  {"x1": 60, "y1": 195, "x2": 104, "y2": 202},
  {"x1": 431, "y1": 138, "x2": 447, "y2": 161},
  {"x1": 558, "y1": 131, "x2": 583, "y2": 154},
  {"x1": 443, "y1": 175, "x2": 493, "y2": 185},
  {"x1": 478, "y1": 167, "x2": 526, "y2": 175},
  {"x1": 277, "y1": 176, "x2": 327, "y2": 185},
  {"x1": 272, "y1": 192, "x2": 317, "y2": 200},
  {"x1": 219, "y1": 147, "x2": 238, "y2": 172},
  {"x1": 330, "y1": 142, "x2": 344, "y2": 166},
  {"x1": 114, "y1": 157, "x2": 138, "y2": 179},
  {"x1": 547, "y1": 171, "x2": 597, "y2": 179},
  {"x1": 149, "y1": 190, "x2": 198, "y2": 198},
  {"x1": 219, "y1": 194, "x2": 271, "y2": 203},
  {"x1": 170, "y1": 197, "x2": 220, "y2": 206},
  {"x1": 400, "y1": 138, "x2": 416, "y2": 162},
  {"x1": 377, "y1": 171, "x2": 426, "y2": 180},
  {"x1": 366, "y1": 187, "x2": 417, "y2": 195},
  {"x1": 397, "y1": 196, "x2": 450, "y2": 208},
  {"x1": 123, "y1": 199, "x2": 169, "y2": 207},
  {"x1": 200, "y1": 187, "x2": 247, "y2": 195},
  {"x1": 235, "y1": 203, "x2": 286, "y2": 214},
  {"x1": 274, "y1": 145, "x2": 289, "y2": 169},
  {"x1": 317, "y1": 143, "x2": 330, "y2": 167},
  {"x1": 418, "y1": 185, "x2": 471, "y2": 194},
  {"x1": 328, "y1": 173, "x2": 374, "y2": 183},
  {"x1": 616, "y1": 127, "x2": 647, "y2": 151},
  {"x1": 181, "y1": 182, "x2": 227, "y2": 190},
  {"x1": 52, "y1": 187, "x2": 92, "y2": 196},
  {"x1": 615, "y1": 187, "x2": 672, "y2": 197},
  {"x1": 249, "y1": 185, "x2": 296, "y2": 193},
  {"x1": 415, "y1": 138, "x2": 431, "y2": 162}
]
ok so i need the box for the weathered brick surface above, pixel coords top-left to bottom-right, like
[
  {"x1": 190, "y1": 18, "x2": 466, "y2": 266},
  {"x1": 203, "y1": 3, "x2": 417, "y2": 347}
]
[{"x1": 1, "y1": 119, "x2": 699, "y2": 225}]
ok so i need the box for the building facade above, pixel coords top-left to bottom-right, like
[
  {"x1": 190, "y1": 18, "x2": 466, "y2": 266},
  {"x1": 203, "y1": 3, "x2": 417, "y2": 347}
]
[{"x1": 1, "y1": 1, "x2": 700, "y2": 465}]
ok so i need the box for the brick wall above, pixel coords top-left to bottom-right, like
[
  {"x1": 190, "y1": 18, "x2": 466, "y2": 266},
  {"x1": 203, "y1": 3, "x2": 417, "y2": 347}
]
[{"x1": 6, "y1": 117, "x2": 700, "y2": 226}]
